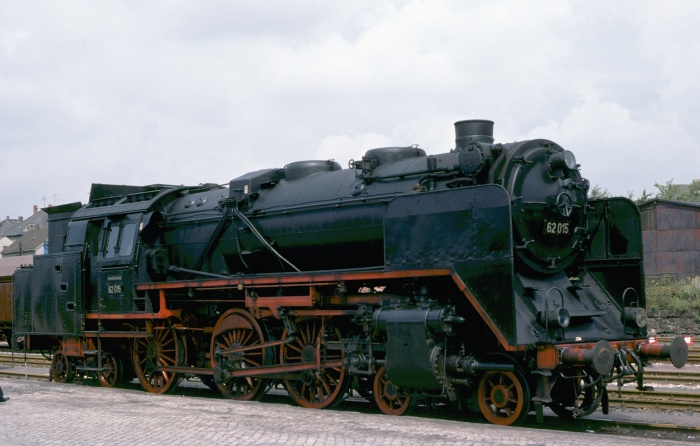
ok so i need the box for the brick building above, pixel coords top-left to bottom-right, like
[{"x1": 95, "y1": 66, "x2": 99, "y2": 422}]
[{"x1": 639, "y1": 199, "x2": 700, "y2": 279}]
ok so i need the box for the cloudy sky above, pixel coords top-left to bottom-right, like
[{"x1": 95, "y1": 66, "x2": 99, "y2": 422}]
[{"x1": 1, "y1": 1, "x2": 698, "y2": 219}]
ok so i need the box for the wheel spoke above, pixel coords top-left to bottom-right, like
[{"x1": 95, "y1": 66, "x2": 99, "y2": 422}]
[
  {"x1": 282, "y1": 317, "x2": 348, "y2": 409},
  {"x1": 549, "y1": 373, "x2": 600, "y2": 419},
  {"x1": 244, "y1": 356, "x2": 262, "y2": 368},
  {"x1": 51, "y1": 350, "x2": 74, "y2": 383},
  {"x1": 287, "y1": 343, "x2": 303, "y2": 354},
  {"x1": 132, "y1": 319, "x2": 184, "y2": 394},
  {"x1": 240, "y1": 330, "x2": 253, "y2": 346},
  {"x1": 478, "y1": 367, "x2": 530, "y2": 426},
  {"x1": 373, "y1": 366, "x2": 412, "y2": 416},
  {"x1": 99, "y1": 354, "x2": 121, "y2": 388},
  {"x1": 211, "y1": 309, "x2": 268, "y2": 401},
  {"x1": 319, "y1": 375, "x2": 332, "y2": 396}
]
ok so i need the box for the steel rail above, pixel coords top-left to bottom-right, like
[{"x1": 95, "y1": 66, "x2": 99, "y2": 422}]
[
  {"x1": 642, "y1": 370, "x2": 700, "y2": 386},
  {"x1": 607, "y1": 386, "x2": 700, "y2": 411}
]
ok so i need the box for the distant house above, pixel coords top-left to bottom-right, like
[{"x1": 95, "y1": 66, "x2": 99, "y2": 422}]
[
  {"x1": 1, "y1": 226, "x2": 49, "y2": 256},
  {"x1": 639, "y1": 199, "x2": 700, "y2": 279},
  {"x1": 0, "y1": 216, "x2": 22, "y2": 252},
  {"x1": 0, "y1": 207, "x2": 48, "y2": 258},
  {"x1": 0, "y1": 217, "x2": 21, "y2": 235}
]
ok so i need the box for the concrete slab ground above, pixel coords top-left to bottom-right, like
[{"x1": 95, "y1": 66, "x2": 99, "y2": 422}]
[{"x1": 0, "y1": 375, "x2": 696, "y2": 446}]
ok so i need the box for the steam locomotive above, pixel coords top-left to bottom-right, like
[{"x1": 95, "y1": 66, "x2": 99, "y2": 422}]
[{"x1": 11, "y1": 120, "x2": 688, "y2": 425}]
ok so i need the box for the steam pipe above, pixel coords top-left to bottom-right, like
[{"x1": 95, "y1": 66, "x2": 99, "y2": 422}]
[{"x1": 446, "y1": 356, "x2": 515, "y2": 376}]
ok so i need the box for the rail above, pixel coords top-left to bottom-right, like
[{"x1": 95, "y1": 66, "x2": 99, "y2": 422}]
[
  {"x1": 3, "y1": 341, "x2": 700, "y2": 414},
  {"x1": 608, "y1": 387, "x2": 700, "y2": 411}
]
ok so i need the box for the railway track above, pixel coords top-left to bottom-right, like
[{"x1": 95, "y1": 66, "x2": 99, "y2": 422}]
[
  {"x1": 3, "y1": 345, "x2": 700, "y2": 410},
  {"x1": 2, "y1": 351, "x2": 699, "y2": 442},
  {"x1": 0, "y1": 351, "x2": 51, "y2": 370},
  {"x1": 608, "y1": 387, "x2": 700, "y2": 411},
  {"x1": 642, "y1": 369, "x2": 700, "y2": 386}
]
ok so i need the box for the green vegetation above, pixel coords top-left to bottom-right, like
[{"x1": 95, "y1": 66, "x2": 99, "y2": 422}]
[
  {"x1": 652, "y1": 179, "x2": 700, "y2": 202},
  {"x1": 590, "y1": 179, "x2": 700, "y2": 205},
  {"x1": 645, "y1": 276, "x2": 700, "y2": 315}
]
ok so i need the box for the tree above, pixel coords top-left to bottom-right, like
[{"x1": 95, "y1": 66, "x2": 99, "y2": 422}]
[
  {"x1": 654, "y1": 180, "x2": 685, "y2": 201},
  {"x1": 590, "y1": 180, "x2": 700, "y2": 205},
  {"x1": 589, "y1": 184, "x2": 611, "y2": 199},
  {"x1": 631, "y1": 189, "x2": 654, "y2": 205},
  {"x1": 689, "y1": 181, "x2": 700, "y2": 201},
  {"x1": 653, "y1": 180, "x2": 700, "y2": 202}
]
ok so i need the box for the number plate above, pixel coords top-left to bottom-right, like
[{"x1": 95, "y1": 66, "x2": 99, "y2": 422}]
[{"x1": 543, "y1": 220, "x2": 570, "y2": 236}]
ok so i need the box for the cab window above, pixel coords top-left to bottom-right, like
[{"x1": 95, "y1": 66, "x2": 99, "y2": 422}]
[
  {"x1": 102, "y1": 221, "x2": 138, "y2": 259},
  {"x1": 119, "y1": 223, "x2": 137, "y2": 256}
]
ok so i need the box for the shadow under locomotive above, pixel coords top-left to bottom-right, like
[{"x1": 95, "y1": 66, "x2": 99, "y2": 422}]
[{"x1": 10, "y1": 119, "x2": 688, "y2": 426}]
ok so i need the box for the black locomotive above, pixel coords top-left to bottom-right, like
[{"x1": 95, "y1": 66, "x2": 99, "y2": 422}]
[{"x1": 11, "y1": 120, "x2": 687, "y2": 425}]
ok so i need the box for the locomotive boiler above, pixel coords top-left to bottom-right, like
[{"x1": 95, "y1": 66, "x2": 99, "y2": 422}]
[{"x1": 12, "y1": 119, "x2": 688, "y2": 425}]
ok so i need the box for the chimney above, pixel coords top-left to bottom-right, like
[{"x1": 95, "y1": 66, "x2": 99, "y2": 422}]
[
  {"x1": 454, "y1": 119, "x2": 495, "y2": 146},
  {"x1": 33, "y1": 205, "x2": 38, "y2": 214}
]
